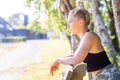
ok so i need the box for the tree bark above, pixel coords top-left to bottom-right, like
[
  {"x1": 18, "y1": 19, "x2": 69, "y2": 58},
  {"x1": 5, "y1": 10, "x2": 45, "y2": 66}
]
[
  {"x1": 105, "y1": 0, "x2": 119, "y2": 52},
  {"x1": 111, "y1": 0, "x2": 120, "y2": 43},
  {"x1": 59, "y1": 0, "x2": 80, "y2": 53},
  {"x1": 90, "y1": 0, "x2": 116, "y2": 59},
  {"x1": 59, "y1": 0, "x2": 75, "y2": 19}
]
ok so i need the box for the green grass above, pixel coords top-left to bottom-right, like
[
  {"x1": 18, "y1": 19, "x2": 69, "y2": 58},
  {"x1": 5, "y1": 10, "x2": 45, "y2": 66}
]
[
  {"x1": 0, "y1": 42, "x2": 25, "y2": 56},
  {"x1": 0, "y1": 39, "x2": 89, "y2": 80},
  {"x1": 22, "y1": 39, "x2": 71, "y2": 80}
]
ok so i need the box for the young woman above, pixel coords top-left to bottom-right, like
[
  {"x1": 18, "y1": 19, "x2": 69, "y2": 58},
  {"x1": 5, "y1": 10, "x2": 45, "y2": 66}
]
[{"x1": 50, "y1": 8, "x2": 120, "y2": 80}]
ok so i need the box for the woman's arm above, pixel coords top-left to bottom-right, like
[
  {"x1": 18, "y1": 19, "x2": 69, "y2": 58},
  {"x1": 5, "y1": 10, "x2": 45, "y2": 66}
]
[
  {"x1": 57, "y1": 33, "x2": 93, "y2": 65},
  {"x1": 62, "y1": 54, "x2": 74, "y2": 58},
  {"x1": 50, "y1": 32, "x2": 94, "y2": 75}
]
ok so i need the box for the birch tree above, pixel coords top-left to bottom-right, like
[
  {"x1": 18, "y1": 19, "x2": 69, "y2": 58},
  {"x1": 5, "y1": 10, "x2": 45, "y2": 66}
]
[
  {"x1": 111, "y1": 0, "x2": 120, "y2": 43},
  {"x1": 90, "y1": 0, "x2": 117, "y2": 65}
]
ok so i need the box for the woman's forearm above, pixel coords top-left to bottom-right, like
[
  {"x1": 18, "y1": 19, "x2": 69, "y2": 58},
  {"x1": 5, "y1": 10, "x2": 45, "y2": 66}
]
[
  {"x1": 62, "y1": 54, "x2": 74, "y2": 58},
  {"x1": 57, "y1": 57, "x2": 75, "y2": 66}
]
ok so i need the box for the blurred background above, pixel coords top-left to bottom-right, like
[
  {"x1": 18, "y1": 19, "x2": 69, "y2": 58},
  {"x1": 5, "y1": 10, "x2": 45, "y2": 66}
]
[
  {"x1": 0, "y1": 0, "x2": 120, "y2": 80},
  {"x1": 0, "y1": 0, "x2": 70, "y2": 80}
]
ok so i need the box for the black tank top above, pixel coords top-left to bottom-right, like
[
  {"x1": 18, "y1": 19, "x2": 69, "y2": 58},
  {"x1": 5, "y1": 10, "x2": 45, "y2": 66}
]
[{"x1": 84, "y1": 51, "x2": 111, "y2": 72}]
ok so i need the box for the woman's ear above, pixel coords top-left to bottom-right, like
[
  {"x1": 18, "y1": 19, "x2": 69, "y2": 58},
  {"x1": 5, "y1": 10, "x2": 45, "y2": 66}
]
[
  {"x1": 78, "y1": 19, "x2": 82, "y2": 25},
  {"x1": 79, "y1": 19, "x2": 84, "y2": 25}
]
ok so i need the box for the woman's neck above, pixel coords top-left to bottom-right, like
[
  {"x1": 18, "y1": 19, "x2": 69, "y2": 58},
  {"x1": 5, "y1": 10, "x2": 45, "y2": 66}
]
[{"x1": 78, "y1": 29, "x2": 89, "y2": 38}]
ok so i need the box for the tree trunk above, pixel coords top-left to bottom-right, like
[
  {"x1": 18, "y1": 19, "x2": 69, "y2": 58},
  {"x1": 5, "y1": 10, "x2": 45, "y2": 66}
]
[
  {"x1": 90, "y1": 0, "x2": 116, "y2": 60},
  {"x1": 59, "y1": 0, "x2": 75, "y2": 19},
  {"x1": 105, "y1": 0, "x2": 119, "y2": 52},
  {"x1": 111, "y1": 0, "x2": 120, "y2": 44},
  {"x1": 59, "y1": 0, "x2": 80, "y2": 53}
]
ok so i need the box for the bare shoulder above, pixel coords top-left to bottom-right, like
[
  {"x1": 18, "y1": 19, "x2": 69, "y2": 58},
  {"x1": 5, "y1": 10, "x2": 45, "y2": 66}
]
[{"x1": 84, "y1": 32, "x2": 101, "y2": 41}]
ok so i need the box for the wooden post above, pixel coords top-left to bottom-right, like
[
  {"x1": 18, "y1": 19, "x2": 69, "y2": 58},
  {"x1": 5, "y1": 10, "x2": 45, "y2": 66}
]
[{"x1": 64, "y1": 63, "x2": 87, "y2": 80}]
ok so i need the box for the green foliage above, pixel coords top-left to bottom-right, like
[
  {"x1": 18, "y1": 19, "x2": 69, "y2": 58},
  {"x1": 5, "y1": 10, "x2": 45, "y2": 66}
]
[
  {"x1": 99, "y1": 1, "x2": 111, "y2": 27},
  {"x1": 27, "y1": 18, "x2": 47, "y2": 34},
  {"x1": 111, "y1": 53, "x2": 120, "y2": 69},
  {"x1": 2, "y1": 36, "x2": 26, "y2": 43},
  {"x1": 116, "y1": 54, "x2": 120, "y2": 67},
  {"x1": 26, "y1": 0, "x2": 69, "y2": 36}
]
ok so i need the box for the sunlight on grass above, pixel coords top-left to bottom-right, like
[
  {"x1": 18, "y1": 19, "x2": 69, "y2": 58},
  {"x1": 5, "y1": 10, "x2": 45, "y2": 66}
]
[
  {"x1": 0, "y1": 42, "x2": 25, "y2": 51},
  {"x1": 22, "y1": 39, "x2": 71, "y2": 80},
  {"x1": 0, "y1": 42, "x2": 25, "y2": 57}
]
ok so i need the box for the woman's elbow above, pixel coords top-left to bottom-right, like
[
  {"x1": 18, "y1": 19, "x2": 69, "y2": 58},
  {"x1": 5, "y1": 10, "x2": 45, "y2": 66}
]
[{"x1": 72, "y1": 58, "x2": 82, "y2": 66}]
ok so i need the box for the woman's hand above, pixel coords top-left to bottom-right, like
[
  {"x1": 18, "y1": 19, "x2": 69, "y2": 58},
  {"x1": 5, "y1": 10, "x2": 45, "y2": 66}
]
[{"x1": 50, "y1": 59, "x2": 60, "y2": 76}]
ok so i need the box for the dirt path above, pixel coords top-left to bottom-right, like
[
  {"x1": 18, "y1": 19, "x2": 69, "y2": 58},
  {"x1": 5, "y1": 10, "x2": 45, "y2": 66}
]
[{"x1": 0, "y1": 40, "x2": 41, "y2": 80}]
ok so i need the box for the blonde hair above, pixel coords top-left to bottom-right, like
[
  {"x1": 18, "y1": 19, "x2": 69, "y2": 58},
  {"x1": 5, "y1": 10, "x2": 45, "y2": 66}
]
[{"x1": 69, "y1": 8, "x2": 90, "y2": 26}]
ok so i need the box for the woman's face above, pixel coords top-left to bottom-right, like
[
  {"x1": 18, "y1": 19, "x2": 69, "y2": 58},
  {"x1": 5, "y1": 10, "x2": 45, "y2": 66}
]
[{"x1": 67, "y1": 16, "x2": 81, "y2": 34}]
